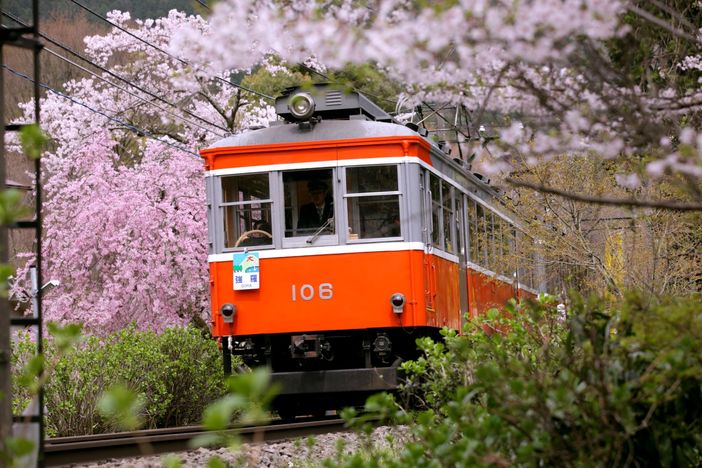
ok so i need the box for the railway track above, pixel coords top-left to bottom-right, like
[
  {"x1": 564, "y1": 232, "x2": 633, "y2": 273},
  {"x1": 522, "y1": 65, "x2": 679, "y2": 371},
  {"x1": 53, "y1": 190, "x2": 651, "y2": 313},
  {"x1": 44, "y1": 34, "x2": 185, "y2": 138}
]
[{"x1": 44, "y1": 418, "x2": 347, "y2": 466}]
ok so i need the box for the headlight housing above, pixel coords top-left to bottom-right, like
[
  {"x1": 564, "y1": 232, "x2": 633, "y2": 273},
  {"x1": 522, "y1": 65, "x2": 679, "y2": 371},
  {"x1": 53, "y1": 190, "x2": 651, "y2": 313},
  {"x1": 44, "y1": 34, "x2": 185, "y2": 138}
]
[
  {"x1": 390, "y1": 293, "x2": 405, "y2": 314},
  {"x1": 221, "y1": 303, "x2": 236, "y2": 323},
  {"x1": 288, "y1": 92, "x2": 316, "y2": 121}
]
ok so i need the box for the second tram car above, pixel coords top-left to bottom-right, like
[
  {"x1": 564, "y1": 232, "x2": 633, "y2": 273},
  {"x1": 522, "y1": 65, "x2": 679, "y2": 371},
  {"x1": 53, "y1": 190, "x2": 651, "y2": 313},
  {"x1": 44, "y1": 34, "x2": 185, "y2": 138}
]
[{"x1": 201, "y1": 84, "x2": 543, "y2": 416}]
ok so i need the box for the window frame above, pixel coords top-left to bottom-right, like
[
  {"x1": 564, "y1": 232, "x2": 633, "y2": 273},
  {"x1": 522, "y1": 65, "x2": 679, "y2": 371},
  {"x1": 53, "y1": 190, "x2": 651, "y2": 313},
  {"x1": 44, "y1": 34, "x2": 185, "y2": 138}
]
[
  {"x1": 343, "y1": 163, "x2": 403, "y2": 244},
  {"x1": 218, "y1": 172, "x2": 275, "y2": 252},
  {"x1": 279, "y1": 167, "x2": 339, "y2": 249}
]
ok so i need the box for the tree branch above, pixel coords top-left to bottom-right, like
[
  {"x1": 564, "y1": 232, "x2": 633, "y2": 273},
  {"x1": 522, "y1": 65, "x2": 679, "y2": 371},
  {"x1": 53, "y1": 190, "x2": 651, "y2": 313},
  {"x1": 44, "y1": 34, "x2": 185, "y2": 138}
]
[
  {"x1": 505, "y1": 178, "x2": 702, "y2": 211},
  {"x1": 627, "y1": 4, "x2": 700, "y2": 44}
]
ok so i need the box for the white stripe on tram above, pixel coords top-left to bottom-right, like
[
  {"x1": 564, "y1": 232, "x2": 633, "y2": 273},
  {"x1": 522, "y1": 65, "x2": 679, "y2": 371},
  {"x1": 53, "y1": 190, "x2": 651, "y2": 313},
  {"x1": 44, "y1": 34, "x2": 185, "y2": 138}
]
[{"x1": 208, "y1": 241, "x2": 426, "y2": 262}]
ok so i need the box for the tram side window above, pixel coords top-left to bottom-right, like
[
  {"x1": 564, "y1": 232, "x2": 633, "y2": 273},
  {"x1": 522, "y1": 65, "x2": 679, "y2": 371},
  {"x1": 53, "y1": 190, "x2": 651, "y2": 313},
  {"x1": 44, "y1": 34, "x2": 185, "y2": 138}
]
[
  {"x1": 345, "y1": 165, "x2": 401, "y2": 240},
  {"x1": 517, "y1": 232, "x2": 536, "y2": 289},
  {"x1": 455, "y1": 196, "x2": 465, "y2": 259},
  {"x1": 474, "y1": 203, "x2": 484, "y2": 266},
  {"x1": 486, "y1": 211, "x2": 496, "y2": 271},
  {"x1": 467, "y1": 198, "x2": 478, "y2": 264},
  {"x1": 283, "y1": 169, "x2": 335, "y2": 238},
  {"x1": 506, "y1": 225, "x2": 517, "y2": 277},
  {"x1": 494, "y1": 216, "x2": 515, "y2": 277},
  {"x1": 221, "y1": 174, "x2": 273, "y2": 249},
  {"x1": 426, "y1": 174, "x2": 457, "y2": 254},
  {"x1": 430, "y1": 175, "x2": 442, "y2": 247},
  {"x1": 492, "y1": 214, "x2": 501, "y2": 274},
  {"x1": 442, "y1": 181, "x2": 454, "y2": 253}
]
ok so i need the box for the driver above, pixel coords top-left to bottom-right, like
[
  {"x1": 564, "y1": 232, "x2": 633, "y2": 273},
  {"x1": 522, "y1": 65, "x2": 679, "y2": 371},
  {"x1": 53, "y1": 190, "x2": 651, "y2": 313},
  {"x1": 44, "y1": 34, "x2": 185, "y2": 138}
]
[{"x1": 298, "y1": 179, "x2": 333, "y2": 230}]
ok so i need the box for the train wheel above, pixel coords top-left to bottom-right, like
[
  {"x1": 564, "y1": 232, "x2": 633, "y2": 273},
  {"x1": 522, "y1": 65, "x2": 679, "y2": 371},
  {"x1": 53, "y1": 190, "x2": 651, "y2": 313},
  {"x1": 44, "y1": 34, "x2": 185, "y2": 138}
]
[{"x1": 276, "y1": 406, "x2": 297, "y2": 422}]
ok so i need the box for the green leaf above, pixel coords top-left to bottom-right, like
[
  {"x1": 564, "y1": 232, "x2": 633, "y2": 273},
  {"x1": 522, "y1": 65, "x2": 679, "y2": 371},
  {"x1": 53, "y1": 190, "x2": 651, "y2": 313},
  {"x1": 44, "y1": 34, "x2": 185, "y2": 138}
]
[
  {"x1": 0, "y1": 263, "x2": 15, "y2": 298},
  {"x1": 18, "y1": 354, "x2": 45, "y2": 392},
  {"x1": 19, "y1": 124, "x2": 48, "y2": 159},
  {"x1": 97, "y1": 385, "x2": 144, "y2": 431},
  {"x1": 190, "y1": 433, "x2": 225, "y2": 448},
  {"x1": 202, "y1": 394, "x2": 244, "y2": 430},
  {"x1": 161, "y1": 454, "x2": 183, "y2": 468},
  {"x1": 47, "y1": 322, "x2": 82, "y2": 353},
  {"x1": 0, "y1": 189, "x2": 29, "y2": 224},
  {"x1": 207, "y1": 456, "x2": 228, "y2": 468},
  {"x1": 4, "y1": 436, "x2": 35, "y2": 457}
]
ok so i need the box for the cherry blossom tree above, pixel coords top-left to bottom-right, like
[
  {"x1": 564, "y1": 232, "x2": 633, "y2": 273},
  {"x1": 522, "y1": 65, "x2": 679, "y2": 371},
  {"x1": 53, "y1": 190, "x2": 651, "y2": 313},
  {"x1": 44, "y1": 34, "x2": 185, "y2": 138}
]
[
  {"x1": 13, "y1": 2, "x2": 702, "y2": 330},
  {"x1": 12, "y1": 10, "x2": 275, "y2": 333},
  {"x1": 173, "y1": 0, "x2": 702, "y2": 210}
]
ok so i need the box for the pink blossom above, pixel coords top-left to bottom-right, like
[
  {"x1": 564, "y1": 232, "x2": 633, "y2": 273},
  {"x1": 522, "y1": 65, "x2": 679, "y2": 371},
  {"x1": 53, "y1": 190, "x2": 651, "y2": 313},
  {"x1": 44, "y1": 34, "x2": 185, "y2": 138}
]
[{"x1": 12, "y1": 10, "x2": 272, "y2": 333}]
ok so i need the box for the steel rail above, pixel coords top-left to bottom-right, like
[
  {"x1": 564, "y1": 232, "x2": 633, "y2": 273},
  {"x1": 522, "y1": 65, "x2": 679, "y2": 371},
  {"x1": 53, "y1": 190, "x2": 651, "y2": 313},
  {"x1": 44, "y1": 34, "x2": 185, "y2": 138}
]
[{"x1": 44, "y1": 418, "x2": 347, "y2": 466}]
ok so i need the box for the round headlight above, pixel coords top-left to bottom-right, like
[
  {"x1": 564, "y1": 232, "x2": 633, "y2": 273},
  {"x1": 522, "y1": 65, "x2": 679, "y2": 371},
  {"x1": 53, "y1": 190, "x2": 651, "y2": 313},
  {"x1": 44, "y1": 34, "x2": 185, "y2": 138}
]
[
  {"x1": 390, "y1": 293, "x2": 405, "y2": 308},
  {"x1": 288, "y1": 92, "x2": 316, "y2": 120},
  {"x1": 221, "y1": 303, "x2": 236, "y2": 317}
]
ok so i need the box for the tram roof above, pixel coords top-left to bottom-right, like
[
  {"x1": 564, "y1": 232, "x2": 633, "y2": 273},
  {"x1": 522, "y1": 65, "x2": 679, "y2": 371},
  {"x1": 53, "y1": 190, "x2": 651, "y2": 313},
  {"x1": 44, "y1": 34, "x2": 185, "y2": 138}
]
[{"x1": 206, "y1": 119, "x2": 423, "y2": 149}]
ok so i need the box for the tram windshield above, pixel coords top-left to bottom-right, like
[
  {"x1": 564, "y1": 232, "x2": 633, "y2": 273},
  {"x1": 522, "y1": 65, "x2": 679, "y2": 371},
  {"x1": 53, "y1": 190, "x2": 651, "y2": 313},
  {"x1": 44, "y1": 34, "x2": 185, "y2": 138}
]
[
  {"x1": 221, "y1": 174, "x2": 273, "y2": 249},
  {"x1": 283, "y1": 169, "x2": 335, "y2": 238}
]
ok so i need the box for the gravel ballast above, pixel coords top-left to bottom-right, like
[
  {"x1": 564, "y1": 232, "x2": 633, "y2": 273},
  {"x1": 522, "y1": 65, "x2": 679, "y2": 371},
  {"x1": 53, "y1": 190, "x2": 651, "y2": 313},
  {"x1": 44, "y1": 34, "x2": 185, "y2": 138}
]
[{"x1": 69, "y1": 426, "x2": 407, "y2": 467}]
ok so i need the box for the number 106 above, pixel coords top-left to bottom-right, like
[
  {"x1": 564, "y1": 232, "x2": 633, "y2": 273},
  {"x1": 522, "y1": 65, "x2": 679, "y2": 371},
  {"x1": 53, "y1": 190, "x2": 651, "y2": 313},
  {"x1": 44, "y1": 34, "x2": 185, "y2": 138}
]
[{"x1": 291, "y1": 283, "x2": 333, "y2": 301}]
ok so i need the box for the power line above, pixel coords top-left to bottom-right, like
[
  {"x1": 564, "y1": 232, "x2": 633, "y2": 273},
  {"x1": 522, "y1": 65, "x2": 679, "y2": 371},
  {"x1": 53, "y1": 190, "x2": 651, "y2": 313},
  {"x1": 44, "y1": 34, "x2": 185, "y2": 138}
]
[
  {"x1": 194, "y1": 0, "x2": 211, "y2": 11},
  {"x1": 4, "y1": 64, "x2": 201, "y2": 158},
  {"x1": 2, "y1": 10, "x2": 232, "y2": 134},
  {"x1": 42, "y1": 47, "x2": 227, "y2": 138},
  {"x1": 4, "y1": 4, "x2": 476, "y2": 148},
  {"x1": 66, "y1": 0, "x2": 274, "y2": 102}
]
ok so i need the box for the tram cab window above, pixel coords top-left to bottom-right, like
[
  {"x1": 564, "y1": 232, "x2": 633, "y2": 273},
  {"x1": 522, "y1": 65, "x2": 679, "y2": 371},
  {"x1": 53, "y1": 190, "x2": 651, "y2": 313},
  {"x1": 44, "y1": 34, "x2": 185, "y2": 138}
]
[
  {"x1": 221, "y1": 174, "x2": 273, "y2": 249},
  {"x1": 345, "y1": 165, "x2": 401, "y2": 240},
  {"x1": 283, "y1": 169, "x2": 335, "y2": 238}
]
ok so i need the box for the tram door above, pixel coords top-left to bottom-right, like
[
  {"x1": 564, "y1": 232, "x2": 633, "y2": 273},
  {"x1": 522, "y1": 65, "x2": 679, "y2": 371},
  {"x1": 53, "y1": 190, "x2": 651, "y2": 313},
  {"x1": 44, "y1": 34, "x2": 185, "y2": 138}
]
[{"x1": 456, "y1": 195, "x2": 469, "y2": 330}]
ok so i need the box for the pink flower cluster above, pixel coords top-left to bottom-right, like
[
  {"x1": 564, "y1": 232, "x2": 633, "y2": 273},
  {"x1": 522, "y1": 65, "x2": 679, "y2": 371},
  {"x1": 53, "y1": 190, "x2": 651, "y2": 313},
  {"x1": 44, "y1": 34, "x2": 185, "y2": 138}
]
[
  {"x1": 12, "y1": 9, "x2": 273, "y2": 333},
  {"x1": 172, "y1": 1, "x2": 702, "y2": 187}
]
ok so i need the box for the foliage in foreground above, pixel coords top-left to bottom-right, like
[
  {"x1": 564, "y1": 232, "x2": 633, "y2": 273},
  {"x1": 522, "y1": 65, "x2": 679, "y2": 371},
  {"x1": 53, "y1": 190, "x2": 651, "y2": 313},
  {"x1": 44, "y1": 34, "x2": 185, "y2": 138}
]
[
  {"x1": 335, "y1": 294, "x2": 702, "y2": 467},
  {"x1": 12, "y1": 325, "x2": 227, "y2": 437}
]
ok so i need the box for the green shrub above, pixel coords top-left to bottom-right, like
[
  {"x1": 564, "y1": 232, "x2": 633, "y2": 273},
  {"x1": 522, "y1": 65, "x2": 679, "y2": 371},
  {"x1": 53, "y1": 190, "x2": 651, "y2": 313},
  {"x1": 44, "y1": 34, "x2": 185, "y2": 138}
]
[
  {"x1": 334, "y1": 293, "x2": 702, "y2": 467},
  {"x1": 12, "y1": 325, "x2": 228, "y2": 436}
]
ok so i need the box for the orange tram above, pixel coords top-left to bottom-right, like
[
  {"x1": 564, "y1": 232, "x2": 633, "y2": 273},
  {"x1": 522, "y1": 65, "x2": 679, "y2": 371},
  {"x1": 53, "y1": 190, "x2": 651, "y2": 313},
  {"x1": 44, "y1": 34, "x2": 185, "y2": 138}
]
[{"x1": 201, "y1": 84, "x2": 544, "y2": 417}]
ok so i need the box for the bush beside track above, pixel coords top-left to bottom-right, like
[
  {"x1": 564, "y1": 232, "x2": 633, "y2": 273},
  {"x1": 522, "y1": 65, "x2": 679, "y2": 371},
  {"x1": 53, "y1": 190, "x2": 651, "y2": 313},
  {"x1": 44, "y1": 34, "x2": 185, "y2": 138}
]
[
  {"x1": 335, "y1": 293, "x2": 702, "y2": 467},
  {"x1": 12, "y1": 325, "x2": 228, "y2": 437}
]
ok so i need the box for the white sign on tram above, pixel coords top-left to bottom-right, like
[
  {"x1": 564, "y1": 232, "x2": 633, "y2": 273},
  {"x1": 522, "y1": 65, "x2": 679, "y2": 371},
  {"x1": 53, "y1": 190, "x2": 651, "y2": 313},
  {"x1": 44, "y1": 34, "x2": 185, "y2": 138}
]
[{"x1": 233, "y1": 252, "x2": 260, "y2": 290}]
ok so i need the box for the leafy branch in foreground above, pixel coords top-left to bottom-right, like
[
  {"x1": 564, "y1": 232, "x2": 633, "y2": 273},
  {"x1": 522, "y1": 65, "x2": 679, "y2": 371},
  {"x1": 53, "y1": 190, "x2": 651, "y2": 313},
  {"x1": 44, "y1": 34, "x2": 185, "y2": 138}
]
[{"x1": 334, "y1": 293, "x2": 702, "y2": 467}]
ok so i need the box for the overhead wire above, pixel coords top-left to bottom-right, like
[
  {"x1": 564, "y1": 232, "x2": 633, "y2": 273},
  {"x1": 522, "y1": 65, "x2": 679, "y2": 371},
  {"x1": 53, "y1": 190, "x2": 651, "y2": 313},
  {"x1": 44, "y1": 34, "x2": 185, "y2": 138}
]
[
  {"x1": 2, "y1": 10, "x2": 231, "y2": 134},
  {"x1": 4, "y1": 2, "x2": 474, "y2": 148},
  {"x1": 66, "y1": 0, "x2": 275, "y2": 102},
  {"x1": 42, "y1": 47, "x2": 227, "y2": 139},
  {"x1": 4, "y1": 64, "x2": 201, "y2": 158},
  {"x1": 194, "y1": 0, "x2": 211, "y2": 12}
]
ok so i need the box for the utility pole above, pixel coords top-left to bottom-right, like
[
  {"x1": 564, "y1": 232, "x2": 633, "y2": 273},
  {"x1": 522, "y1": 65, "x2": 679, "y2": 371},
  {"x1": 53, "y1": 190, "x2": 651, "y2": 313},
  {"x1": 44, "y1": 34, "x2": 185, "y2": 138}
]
[
  {"x1": 1, "y1": 0, "x2": 44, "y2": 463},
  {"x1": 0, "y1": 32, "x2": 10, "y2": 451}
]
